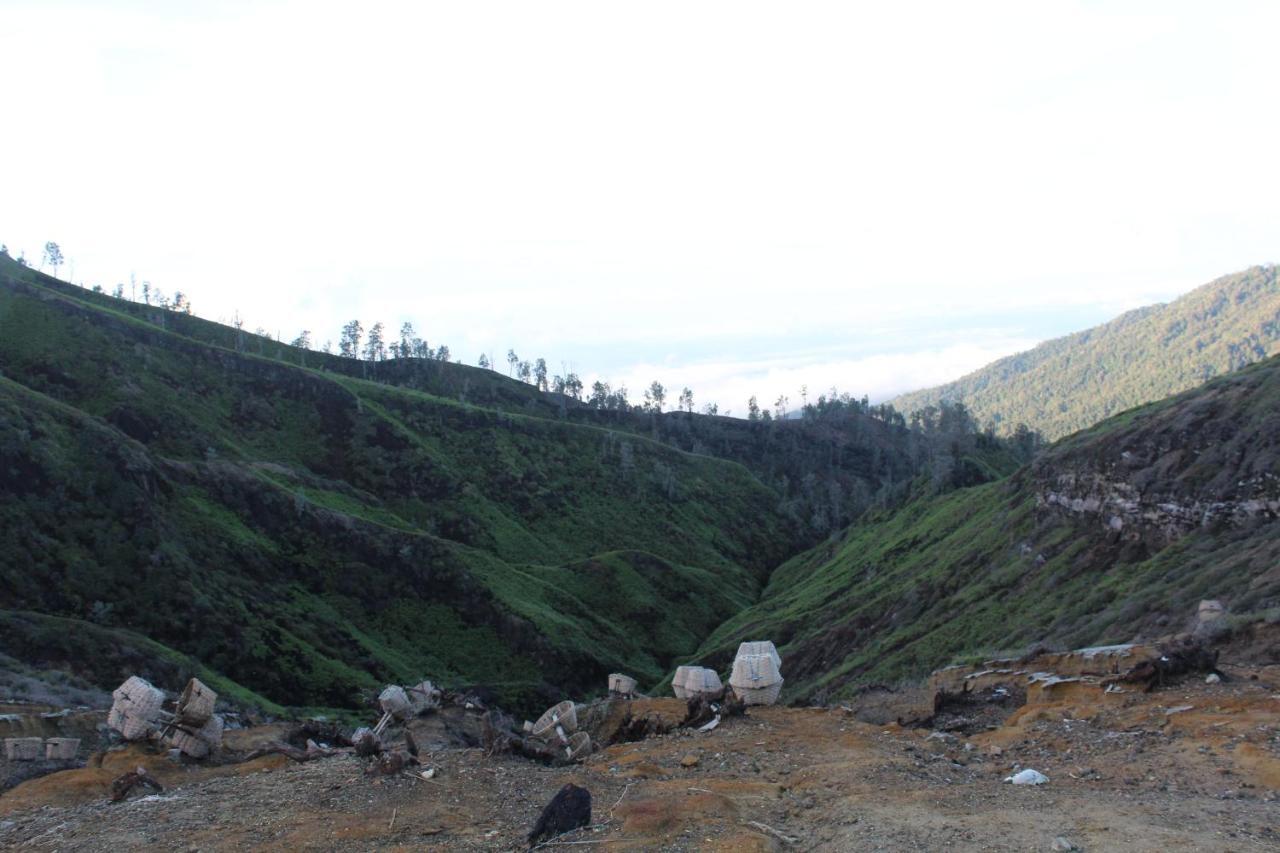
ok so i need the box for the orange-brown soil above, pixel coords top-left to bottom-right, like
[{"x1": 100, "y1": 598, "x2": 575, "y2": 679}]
[{"x1": 1, "y1": 668, "x2": 1276, "y2": 851}]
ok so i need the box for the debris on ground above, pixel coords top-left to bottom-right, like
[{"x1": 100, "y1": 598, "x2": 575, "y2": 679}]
[
  {"x1": 1006, "y1": 769, "x2": 1049, "y2": 785},
  {"x1": 109, "y1": 766, "x2": 163, "y2": 803}
]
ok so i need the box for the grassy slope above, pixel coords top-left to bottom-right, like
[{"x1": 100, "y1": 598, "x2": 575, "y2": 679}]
[
  {"x1": 697, "y1": 357, "x2": 1280, "y2": 701},
  {"x1": 0, "y1": 260, "x2": 794, "y2": 713},
  {"x1": 890, "y1": 265, "x2": 1280, "y2": 440}
]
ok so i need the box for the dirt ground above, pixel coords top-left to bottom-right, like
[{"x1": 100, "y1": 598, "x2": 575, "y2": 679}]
[{"x1": 1, "y1": 663, "x2": 1277, "y2": 852}]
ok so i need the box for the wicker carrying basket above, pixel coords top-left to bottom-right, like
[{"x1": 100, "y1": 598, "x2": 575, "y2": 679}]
[
  {"x1": 4, "y1": 737, "x2": 42, "y2": 761},
  {"x1": 406, "y1": 681, "x2": 441, "y2": 715},
  {"x1": 735, "y1": 641, "x2": 782, "y2": 669},
  {"x1": 531, "y1": 700, "x2": 577, "y2": 737},
  {"x1": 564, "y1": 731, "x2": 592, "y2": 761},
  {"x1": 729, "y1": 652, "x2": 784, "y2": 706},
  {"x1": 167, "y1": 713, "x2": 224, "y2": 758},
  {"x1": 379, "y1": 686, "x2": 414, "y2": 721},
  {"x1": 44, "y1": 737, "x2": 80, "y2": 760},
  {"x1": 110, "y1": 676, "x2": 165, "y2": 740},
  {"x1": 673, "y1": 665, "x2": 722, "y2": 699},
  {"x1": 608, "y1": 673, "x2": 638, "y2": 695},
  {"x1": 177, "y1": 678, "x2": 217, "y2": 726}
]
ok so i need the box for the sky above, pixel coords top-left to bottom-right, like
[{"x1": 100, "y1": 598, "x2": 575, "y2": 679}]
[{"x1": 3, "y1": 1, "x2": 1278, "y2": 412}]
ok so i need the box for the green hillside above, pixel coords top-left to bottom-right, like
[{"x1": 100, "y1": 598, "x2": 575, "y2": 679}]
[
  {"x1": 0, "y1": 258, "x2": 805, "y2": 713},
  {"x1": 695, "y1": 354, "x2": 1280, "y2": 701},
  {"x1": 891, "y1": 265, "x2": 1280, "y2": 440}
]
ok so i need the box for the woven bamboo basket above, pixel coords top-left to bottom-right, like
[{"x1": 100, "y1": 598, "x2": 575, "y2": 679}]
[
  {"x1": 379, "y1": 686, "x2": 414, "y2": 721},
  {"x1": 44, "y1": 738, "x2": 80, "y2": 760},
  {"x1": 167, "y1": 713, "x2": 224, "y2": 758},
  {"x1": 729, "y1": 653, "x2": 784, "y2": 706},
  {"x1": 531, "y1": 700, "x2": 577, "y2": 737},
  {"x1": 4, "y1": 737, "x2": 42, "y2": 761},
  {"x1": 564, "y1": 731, "x2": 592, "y2": 761},
  {"x1": 110, "y1": 676, "x2": 165, "y2": 740},
  {"x1": 177, "y1": 678, "x2": 217, "y2": 726},
  {"x1": 608, "y1": 673, "x2": 638, "y2": 695},
  {"x1": 672, "y1": 666, "x2": 695, "y2": 699},
  {"x1": 673, "y1": 665, "x2": 722, "y2": 699},
  {"x1": 406, "y1": 680, "x2": 441, "y2": 715},
  {"x1": 735, "y1": 641, "x2": 782, "y2": 669},
  {"x1": 113, "y1": 676, "x2": 165, "y2": 717}
]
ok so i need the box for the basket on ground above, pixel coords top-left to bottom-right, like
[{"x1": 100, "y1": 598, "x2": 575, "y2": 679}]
[
  {"x1": 176, "y1": 678, "x2": 217, "y2": 726},
  {"x1": 4, "y1": 738, "x2": 42, "y2": 761},
  {"x1": 729, "y1": 646, "x2": 784, "y2": 706},
  {"x1": 44, "y1": 738, "x2": 80, "y2": 760},
  {"x1": 406, "y1": 680, "x2": 441, "y2": 715},
  {"x1": 672, "y1": 665, "x2": 722, "y2": 699},
  {"x1": 608, "y1": 673, "x2": 638, "y2": 695},
  {"x1": 110, "y1": 676, "x2": 166, "y2": 740},
  {"x1": 531, "y1": 700, "x2": 577, "y2": 738},
  {"x1": 167, "y1": 714, "x2": 224, "y2": 758},
  {"x1": 379, "y1": 685, "x2": 414, "y2": 721},
  {"x1": 564, "y1": 731, "x2": 592, "y2": 761}
]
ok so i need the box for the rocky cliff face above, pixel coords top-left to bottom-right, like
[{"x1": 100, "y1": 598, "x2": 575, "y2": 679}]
[{"x1": 1032, "y1": 355, "x2": 1280, "y2": 548}]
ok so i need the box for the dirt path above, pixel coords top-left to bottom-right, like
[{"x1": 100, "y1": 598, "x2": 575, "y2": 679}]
[{"x1": 2, "y1": 674, "x2": 1277, "y2": 851}]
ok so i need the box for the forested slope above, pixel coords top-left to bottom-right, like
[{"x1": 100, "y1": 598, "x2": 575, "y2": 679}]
[
  {"x1": 891, "y1": 265, "x2": 1280, "y2": 440},
  {"x1": 697, "y1": 354, "x2": 1280, "y2": 701}
]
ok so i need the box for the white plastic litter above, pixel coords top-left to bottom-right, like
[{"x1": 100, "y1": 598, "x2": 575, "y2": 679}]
[{"x1": 1005, "y1": 769, "x2": 1049, "y2": 785}]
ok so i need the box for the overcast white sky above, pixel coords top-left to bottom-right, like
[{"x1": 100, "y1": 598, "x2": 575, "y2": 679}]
[{"x1": 3, "y1": 1, "x2": 1277, "y2": 411}]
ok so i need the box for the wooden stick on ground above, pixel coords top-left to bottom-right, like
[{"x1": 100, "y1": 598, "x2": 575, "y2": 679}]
[{"x1": 745, "y1": 820, "x2": 798, "y2": 845}]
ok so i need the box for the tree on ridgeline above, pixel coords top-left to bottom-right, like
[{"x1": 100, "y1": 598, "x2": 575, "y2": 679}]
[
  {"x1": 507, "y1": 349, "x2": 519, "y2": 376},
  {"x1": 478, "y1": 353, "x2": 490, "y2": 369},
  {"x1": 291, "y1": 330, "x2": 312, "y2": 349},
  {"x1": 112, "y1": 283, "x2": 124, "y2": 299},
  {"x1": 517, "y1": 360, "x2": 532, "y2": 383},
  {"x1": 339, "y1": 320, "x2": 363, "y2": 358},
  {"x1": 42, "y1": 242, "x2": 63, "y2": 276},
  {"x1": 679, "y1": 387, "x2": 694, "y2": 413},
  {"x1": 589, "y1": 380, "x2": 610, "y2": 408},
  {"x1": 400, "y1": 322, "x2": 415, "y2": 356},
  {"x1": 435, "y1": 344, "x2": 450, "y2": 361},
  {"x1": 564, "y1": 373, "x2": 583, "y2": 400},
  {"x1": 534, "y1": 358, "x2": 549, "y2": 392},
  {"x1": 644, "y1": 381, "x2": 666, "y2": 413},
  {"x1": 611, "y1": 385, "x2": 630, "y2": 411},
  {"x1": 747, "y1": 395, "x2": 760, "y2": 421},
  {"x1": 364, "y1": 322, "x2": 386, "y2": 361},
  {"x1": 172, "y1": 291, "x2": 192, "y2": 314},
  {"x1": 702, "y1": 402, "x2": 719, "y2": 415}
]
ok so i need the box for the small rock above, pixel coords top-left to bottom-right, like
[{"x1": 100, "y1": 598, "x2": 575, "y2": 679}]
[
  {"x1": 1205, "y1": 673, "x2": 1221, "y2": 684},
  {"x1": 1051, "y1": 837, "x2": 1078, "y2": 851},
  {"x1": 681, "y1": 754, "x2": 700, "y2": 768}
]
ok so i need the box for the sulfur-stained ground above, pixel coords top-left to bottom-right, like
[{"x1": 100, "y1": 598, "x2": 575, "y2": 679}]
[{"x1": 1, "y1": 667, "x2": 1277, "y2": 851}]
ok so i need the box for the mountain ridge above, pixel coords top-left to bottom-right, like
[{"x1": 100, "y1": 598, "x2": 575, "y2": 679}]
[{"x1": 890, "y1": 264, "x2": 1280, "y2": 440}]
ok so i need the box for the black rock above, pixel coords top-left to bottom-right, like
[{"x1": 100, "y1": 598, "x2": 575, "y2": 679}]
[{"x1": 527, "y1": 783, "x2": 592, "y2": 847}]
